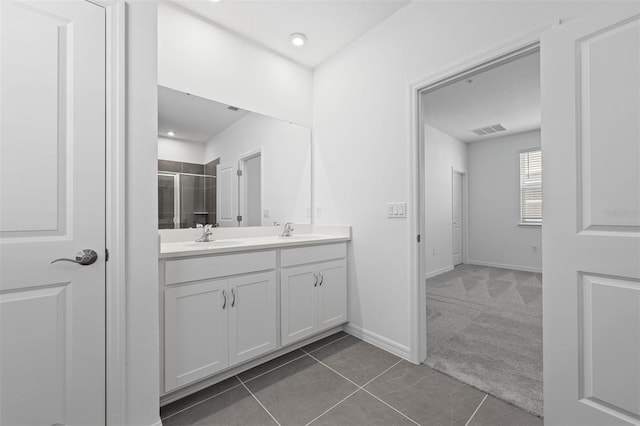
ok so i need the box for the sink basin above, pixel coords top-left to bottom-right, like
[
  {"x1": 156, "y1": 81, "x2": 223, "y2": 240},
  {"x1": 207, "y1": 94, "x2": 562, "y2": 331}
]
[{"x1": 185, "y1": 240, "x2": 244, "y2": 248}]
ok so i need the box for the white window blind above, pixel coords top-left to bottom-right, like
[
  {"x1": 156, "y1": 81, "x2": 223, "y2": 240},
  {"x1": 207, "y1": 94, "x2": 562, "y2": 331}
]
[{"x1": 519, "y1": 150, "x2": 542, "y2": 224}]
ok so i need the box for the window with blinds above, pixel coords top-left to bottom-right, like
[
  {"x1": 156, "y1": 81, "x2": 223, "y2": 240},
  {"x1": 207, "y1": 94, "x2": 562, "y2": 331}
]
[{"x1": 519, "y1": 150, "x2": 542, "y2": 224}]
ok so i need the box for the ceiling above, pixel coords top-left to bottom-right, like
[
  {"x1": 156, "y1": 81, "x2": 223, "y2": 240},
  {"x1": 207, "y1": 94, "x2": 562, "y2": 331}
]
[
  {"x1": 158, "y1": 86, "x2": 249, "y2": 142},
  {"x1": 423, "y1": 52, "x2": 541, "y2": 143},
  {"x1": 173, "y1": 0, "x2": 410, "y2": 68}
]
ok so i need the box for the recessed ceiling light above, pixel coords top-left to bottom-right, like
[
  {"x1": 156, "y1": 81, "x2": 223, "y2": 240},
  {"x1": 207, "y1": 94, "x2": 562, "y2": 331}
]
[
  {"x1": 209, "y1": 0, "x2": 221, "y2": 3},
  {"x1": 167, "y1": 131, "x2": 175, "y2": 137},
  {"x1": 289, "y1": 33, "x2": 307, "y2": 47}
]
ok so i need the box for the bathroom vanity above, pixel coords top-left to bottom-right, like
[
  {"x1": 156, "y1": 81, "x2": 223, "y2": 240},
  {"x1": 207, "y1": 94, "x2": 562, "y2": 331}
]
[{"x1": 158, "y1": 226, "x2": 350, "y2": 404}]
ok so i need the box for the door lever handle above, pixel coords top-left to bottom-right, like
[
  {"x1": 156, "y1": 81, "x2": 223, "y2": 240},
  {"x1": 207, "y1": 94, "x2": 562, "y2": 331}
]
[{"x1": 51, "y1": 249, "x2": 98, "y2": 266}]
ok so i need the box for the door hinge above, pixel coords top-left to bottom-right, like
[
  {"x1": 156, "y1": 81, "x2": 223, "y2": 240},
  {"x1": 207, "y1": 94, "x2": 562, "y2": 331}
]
[
  {"x1": 237, "y1": 215, "x2": 243, "y2": 222},
  {"x1": 236, "y1": 169, "x2": 243, "y2": 176},
  {"x1": 417, "y1": 234, "x2": 421, "y2": 243},
  {"x1": 105, "y1": 248, "x2": 110, "y2": 262}
]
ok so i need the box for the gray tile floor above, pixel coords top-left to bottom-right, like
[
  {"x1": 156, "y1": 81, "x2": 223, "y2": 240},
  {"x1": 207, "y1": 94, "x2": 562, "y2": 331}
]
[{"x1": 160, "y1": 332, "x2": 543, "y2": 426}]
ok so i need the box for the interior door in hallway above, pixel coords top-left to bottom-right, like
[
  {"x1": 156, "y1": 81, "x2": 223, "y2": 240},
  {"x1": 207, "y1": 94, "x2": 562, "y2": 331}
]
[
  {"x1": 542, "y1": 4, "x2": 640, "y2": 425},
  {"x1": 452, "y1": 171, "x2": 463, "y2": 266},
  {"x1": 0, "y1": 1, "x2": 106, "y2": 424}
]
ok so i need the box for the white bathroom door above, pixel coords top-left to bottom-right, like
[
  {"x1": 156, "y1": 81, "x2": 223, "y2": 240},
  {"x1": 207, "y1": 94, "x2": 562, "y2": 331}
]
[
  {"x1": 541, "y1": 4, "x2": 640, "y2": 426},
  {"x1": 452, "y1": 172, "x2": 463, "y2": 266},
  {"x1": 0, "y1": 1, "x2": 106, "y2": 425},
  {"x1": 216, "y1": 162, "x2": 239, "y2": 227},
  {"x1": 240, "y1": 153, "x2": 262, "y2": 227}
]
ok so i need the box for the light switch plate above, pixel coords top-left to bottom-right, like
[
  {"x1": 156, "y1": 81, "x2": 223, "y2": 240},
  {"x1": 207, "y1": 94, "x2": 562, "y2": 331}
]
[{"x1": 387, "y1": 202, "x2": 407, "y2": 218}]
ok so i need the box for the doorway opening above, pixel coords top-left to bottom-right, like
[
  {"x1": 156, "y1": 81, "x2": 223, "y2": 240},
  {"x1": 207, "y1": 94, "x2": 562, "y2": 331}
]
[{"x1": 417, "y1": 45, "x2": 543, "y2": 416}]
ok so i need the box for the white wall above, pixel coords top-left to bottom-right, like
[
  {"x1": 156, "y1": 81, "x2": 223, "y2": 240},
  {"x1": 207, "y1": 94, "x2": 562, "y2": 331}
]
[
  {"x1": 313, "y1": 1, "x2": 607, "y2": 355},
  {"x1": 424, "y1": 125, "x2": 467, "y2": 277},
  {"x1": 467, "y1": 130, "x2": 542, "y2": 272},
  {"x1": 157, "y1": 136, "x2": 205, "y2": 164},
  {"x1": 157, "y1": 2, "x2": 313, "y2": 126},
  {"x1": 205, "y1": 113, "x2": 311, "y2": 225},
  {"x1": 125, "y1": 2, "x2": 160, "y2": 425}
]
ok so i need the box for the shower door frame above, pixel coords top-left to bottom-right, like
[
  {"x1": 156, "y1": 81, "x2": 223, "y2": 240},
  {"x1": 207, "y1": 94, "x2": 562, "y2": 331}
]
[
  {"x1": 158, "y1": 171, "x2": 216, "y2": 229},
  {"x1": 408, "y1": 23, "x2": 555, "y2": 364}
]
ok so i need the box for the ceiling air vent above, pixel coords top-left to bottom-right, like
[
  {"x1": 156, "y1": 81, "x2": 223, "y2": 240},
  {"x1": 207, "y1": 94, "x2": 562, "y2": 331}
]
[{"x1": 471, "y1": 123, "x2": 507, "y2": 136}]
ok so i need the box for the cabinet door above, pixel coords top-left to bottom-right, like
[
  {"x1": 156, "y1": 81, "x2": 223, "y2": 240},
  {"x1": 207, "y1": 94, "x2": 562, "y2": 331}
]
[
  {"x1": 317, "y1": 259, "x2": 348, "y2": 332},
  {"x1": 228, "y1": 271, "x2": 277, "y2": 365},
  {"x1": 164, "y1": 280, "x2": 229, "y2": 392},
  {"x1": 281, "y1": 265, "x2": 317, "y2": 346}
]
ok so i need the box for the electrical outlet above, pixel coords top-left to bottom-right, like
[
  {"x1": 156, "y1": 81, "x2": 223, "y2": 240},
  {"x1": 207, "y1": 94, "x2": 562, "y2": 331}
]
[
  {"x1": 532, "y1": 245, "x2": 538, "y2": 253},
  {"x1": 263, "y1": 209, "x2": 270, "y2": 218},
  {"x1": 432, "y1": 249, "x2": 436, "y2": 256},
  {"x1": 316, "y1": 207, "x2": 322, "y2": 219}
]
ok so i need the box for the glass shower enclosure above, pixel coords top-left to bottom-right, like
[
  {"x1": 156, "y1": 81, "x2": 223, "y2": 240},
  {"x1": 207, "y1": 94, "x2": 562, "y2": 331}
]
[{"x1": 158, "y1": 172, "x2": 216, "y2": 229}]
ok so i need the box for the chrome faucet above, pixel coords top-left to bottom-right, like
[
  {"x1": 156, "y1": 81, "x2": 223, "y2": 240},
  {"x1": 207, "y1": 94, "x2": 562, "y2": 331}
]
[
  {"x1": 279, "y1": 222, "x2": 295, "y2": 238},
  {"x1": 196, "y1": 224, "x2": 215, "y2": 242}
]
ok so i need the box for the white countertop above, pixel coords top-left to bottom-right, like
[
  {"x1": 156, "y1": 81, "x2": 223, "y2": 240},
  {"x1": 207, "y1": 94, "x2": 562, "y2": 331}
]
[{"x1": 159, "y1": 225, "x2": 351, "y2": 259}]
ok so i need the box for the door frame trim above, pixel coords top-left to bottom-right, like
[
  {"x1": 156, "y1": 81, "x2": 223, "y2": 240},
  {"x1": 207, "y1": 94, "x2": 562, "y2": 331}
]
[
  {"x1": 90, "y1": 0, "x2": 127, "y2": 424},
  {"x1": 407, "y1": 21, "x2": 557, "y2": 364}
]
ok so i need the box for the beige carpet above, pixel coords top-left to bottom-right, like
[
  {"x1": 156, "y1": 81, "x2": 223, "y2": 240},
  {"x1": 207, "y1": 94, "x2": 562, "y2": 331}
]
[{"x1": 425, "y1": 264, "x2": 543, "y2": 416}]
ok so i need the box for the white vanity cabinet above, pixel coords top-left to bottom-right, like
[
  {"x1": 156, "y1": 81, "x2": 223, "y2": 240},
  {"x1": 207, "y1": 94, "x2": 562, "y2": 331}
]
[
  {"x1": 162, "y1": 251, "x2": 277, "y2": 393},
  {"x1": 160, "y1": 237, "x2": 350, "y2": 400},
  {"x1": 280, "y1": 244, "x2": 347, "y2": 346}
]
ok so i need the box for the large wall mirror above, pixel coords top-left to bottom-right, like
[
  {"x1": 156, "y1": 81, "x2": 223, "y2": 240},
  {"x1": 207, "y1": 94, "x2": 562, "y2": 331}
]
[{"x1": 157, "y1": 86, "x2": 311, "y2": 229}]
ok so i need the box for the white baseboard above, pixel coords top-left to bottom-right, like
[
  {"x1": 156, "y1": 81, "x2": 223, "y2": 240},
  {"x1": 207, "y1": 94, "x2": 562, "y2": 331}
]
[
  {"x1": 343, "y1": 323, "x2": 411, "y2": 360},
  {"x1": 424, "y1": 265, "x2": 454, "y2": 279},
  {"x1": 466, "y1": 259, "x2": 542, "y2": 273}
]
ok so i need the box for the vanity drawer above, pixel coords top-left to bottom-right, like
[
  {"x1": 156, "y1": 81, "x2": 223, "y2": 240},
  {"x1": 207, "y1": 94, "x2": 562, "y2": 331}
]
[
  {"x1": 280, "y1": 243, "x2": 346, "y2": 267},
  {"x1": 165, "y1": 251, "x2": 276, "y2": 285}
]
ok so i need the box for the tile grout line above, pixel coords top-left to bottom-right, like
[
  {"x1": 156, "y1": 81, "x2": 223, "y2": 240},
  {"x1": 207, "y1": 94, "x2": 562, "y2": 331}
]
[
  {"x1": 160, "y1": 381, "x2": 244, "y2": 421},
  {"x1": 305, "y1": 358, "x2": 404, "y2": 426},
  {"x1": 360, "y1": 389, "x2": 421, "y2": 426},
  {"x1": 161, "y1": 333, "x2": 348, "y2": 421},
  {"x1": 301, "y1": 348, "x2": 361, "y2": 388},
  {"x1": 237, "y1": 375, "x2": 283, "y2": 426},
  {"x1": 303, "y1": 351, "x2": 421, "y2": 426},
  {"x1": 358, "y1": 359, "x2": 422, "y2": 426},
  {"x1": 243, "y1": 333, "x2": 350, "y2": 385},
  {"x1": 242, "y1": 352, "x2": 309, "y2": 384},
  {"x1": 464, "y1": 393, "x2": 488, "y2": 426},
  {"x1": 306, "y1": 333, "x2": 351, "y2": 354},
  {"x1": 304, "y1": 388, "x2": 361, "y2": 426}
]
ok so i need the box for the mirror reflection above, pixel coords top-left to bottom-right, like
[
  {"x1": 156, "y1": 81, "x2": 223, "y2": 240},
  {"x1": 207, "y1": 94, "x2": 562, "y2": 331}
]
[{"x1": 157, "y1": 86, "x2": 312, "y2": 229}]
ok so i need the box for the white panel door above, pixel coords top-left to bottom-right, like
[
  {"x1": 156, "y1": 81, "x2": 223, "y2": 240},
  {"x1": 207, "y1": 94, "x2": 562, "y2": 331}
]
[
  {"x1": 0, "y1": 1, "x2": 106, "y2": 425},
  {"x1": 240, "y1": 154, "x2": 262, "y2": 227},
  {"x1": 228, "y1": 271, "x2": 276, "y2": 365},
  {"x1": 541, "y1": 4, "x2": 640, "y2": 425},
  {"x1": 317, "y1": 259, "x2": 348, "y2": 331},
  {"x1": 452, "y1": 172, "x2": 463, "y2": 266},
  {"x1": 216, "y1": 162, "x2": 238, "y2": 227},
  {"x1": 164, "y1": 280, "x2": 229, "y2": 392},
  {"x1": 281, "y1": 265, "x2": 317, "y2": 345}
]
